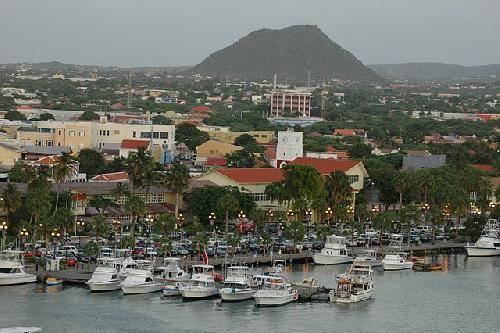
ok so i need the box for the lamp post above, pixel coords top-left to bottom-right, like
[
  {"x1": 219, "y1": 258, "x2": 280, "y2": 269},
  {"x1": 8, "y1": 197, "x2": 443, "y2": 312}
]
[
  {"x1": 325, "y1": 207, "x2": 333, "y2": 226},
  {"x1": 176, "y1": 213, "x2": 184, "y2": 235},
  {"x1": 112, "y1": 219, "x2": 121, "y2": 252},
  {"x1": 347, "y1": 205, "x2": 355, "y2": 224},
  {"x1": 19, "y1": 228, "x2": 29, "y2": 250},
  {"x1": 50, "y1": 229, "x2": 61, "y2": 259},
  {"x1": 238, "y1": 211, "x2": 246, "y2": 232},
  {"x1": 305, "y1": 209, "x2": 312, "y2": 238},
  {"x1": 286, "y1": 209, "x2": 294, "y2": 222},
  {"x1": 1, "y1": 222, "x2": 8, "y2": 251},
  {"x1": 76, "y1": 220, "x2": 85, "y2": 253},
  {"x1": 208, "y1": 212, "x2": 216, "y2": 236},
  {"x1": 489, "y1": 202, "x2": 496, "y2": 215}
]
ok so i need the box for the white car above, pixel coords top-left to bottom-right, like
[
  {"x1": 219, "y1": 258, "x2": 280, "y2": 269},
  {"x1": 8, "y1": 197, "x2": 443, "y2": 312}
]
[{"x1": 61, "y1": 245, "x2": 79, "y2": 255}]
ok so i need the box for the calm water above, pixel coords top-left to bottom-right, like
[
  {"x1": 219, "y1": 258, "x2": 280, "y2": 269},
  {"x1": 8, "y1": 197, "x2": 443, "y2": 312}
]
[{"x1": 1, "y1": 255, "x2": 499, "y2": 333}]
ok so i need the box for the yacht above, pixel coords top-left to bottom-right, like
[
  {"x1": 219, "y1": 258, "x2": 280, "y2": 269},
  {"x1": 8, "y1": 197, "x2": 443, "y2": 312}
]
[
  {"x1": 382, "y1": 240, "x2": 413, "y2": 271},
  {"x1": 157, "y1": 258, "x2": 190, "y2": 296},
  {"x1": 465, "y1": 219, "x2": 500, "y2": 257},
  {"x1": 0, "y1": 250, "x2": 37, "y2": 286},
  {"x1": 354, "y1": 249, "x2": 382, "y2": 267},
  {"x1": 117, "y1": 257, "x2": 139, "y2": 281},
  {"x1": 181, "y1": 264, "x2": 219, "y2": 300},
  {"x1": 313, "y1": 236, "x2": 353, "y2": 265},
  {"x1": 86, "y1": 266, "x2": 121, "y2": 292},
  {"x1": 253, "y1": 276, "x2": 298, "y2": 307},
  {"x1": 219, "y1": 266, "x2": 254, "y2": 302},
  {"x1": 330, "y1": 263, "x2": 374, "y2": 303},
  {"x1": 121, "y1": 269, "x2": 160, "y2": 295}
]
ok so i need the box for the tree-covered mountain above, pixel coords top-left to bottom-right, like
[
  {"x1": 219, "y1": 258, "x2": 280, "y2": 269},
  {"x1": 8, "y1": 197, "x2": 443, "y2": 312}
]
[
  {"x1": 369, "y1": 63, "x2": 500, "y2": 81},
  {"x1": 190, "y1": 25, "x2": 383, "y2": 83}
]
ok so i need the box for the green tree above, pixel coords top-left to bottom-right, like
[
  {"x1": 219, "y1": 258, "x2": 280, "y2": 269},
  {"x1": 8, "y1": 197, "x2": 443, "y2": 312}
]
[
  {"x1": 217, "y1": 192, "x2": 239, "y2": 236},
  {"x1": 126, "y1": 147, "x2": 155, "y2": 192},
  {"x1": 152, "y1": 114, "x2": 173, "y2": 125},
  {"x1": 175, "y1": 123, "x2": 209, "y2": 150},
  {"x1": 53, "y1": 152, "x2": 74, "y2": 211},
  {"x1": 124, "y1": 194, "x2": 145, "y2": 236},
  {"x1": 77, "y1": 149, "x2": 105, "y2": 178},
  {"x1": 92, "y1": 214, "x2": 110, "y2": 245},
  {"x1": 39, "y1": 113, "x2": 54, "y2": 121},
  {"x1": 284, "y1": 220, "x2": 305, "y2": 246},
  {"x1": 154, "y1": 213, "x2": 176, "y2": 236},
  {"x1": 1, "y1": 183, "x2": 22, "y2": 231},
  {"x1": 78, "y1": 110, "x2": 99, "y2": 121},
  {"x1": 347, "y1": 142, "x2": 372, "y2": 158},
  {"x1": 8, "y1": 161, "x2": 36, "y2": 183},
  {"x1": 226, "y1": 149, "x2": 256, "y2": 168},
  {"x1": 5, "y1": 110, "x2": 26, "y2": 121},
  {"x1": 234, "y1": 134, "x2": 257, "y2": 147},
  {"x1": 164, "y1": 163, "x2": 190, "y2": 218},
  {"x1": 26, "y1": 167, "x2": 53, "y2": 242},
  {"x1": 324, "y1": 171, "x2": 352, "y2": 222}
]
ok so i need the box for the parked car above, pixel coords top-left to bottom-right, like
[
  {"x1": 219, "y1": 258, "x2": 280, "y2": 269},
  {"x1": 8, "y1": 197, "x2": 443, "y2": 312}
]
[{"x1": 65, "y1": 255, "x2": 78, "y2": 267}]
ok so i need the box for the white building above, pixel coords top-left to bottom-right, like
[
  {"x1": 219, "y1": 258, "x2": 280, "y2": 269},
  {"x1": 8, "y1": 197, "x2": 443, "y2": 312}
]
[{"x1": 275, "y1": 129, "x2": 303, "y2": 167}]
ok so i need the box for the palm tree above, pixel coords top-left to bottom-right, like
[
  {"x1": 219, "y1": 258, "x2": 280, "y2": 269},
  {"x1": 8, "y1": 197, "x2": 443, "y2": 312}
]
[
  {"x1": 165, "y1": 163, "x2": 190, "y2": 218},
  {"x1": 88, "y1": 196, "x2": 111, "y2": 216},
  {"x1": 111, "y1": 182, "x2": 130, "y2": 205},
  {"x1": 92, "y1": 214, "x2": 110, "y2": 250},
  {"x1": 126, "y1": 147, "x2": 155, "y2": 192},
  {"x1": 394, "y1": 171, "x2": 410, "y2": 210},
  {"x1": 154, "y1": 213, "x2": 176, "y2": 237},
  {"x1": 1, "y1": 183, "x2": 22, "y2": 228},
  {"x1": 325, "y1": 171, "x2": 352, "y2": 222},
  {"x1": 26, "y1": 166, "x2": 52, "y2": 243},
  {"x1": 248, "y1": 207, "x2": 267, "y2": 233},
  {"x1": 124, "y1": 194, "x2": 145, "y2": 236},
  {"x1": 53, "y1": 153, "x2": 74, "y2": 212},
  {"x1": 216, "y1": 192, "x2": 239, "y2": 236}
]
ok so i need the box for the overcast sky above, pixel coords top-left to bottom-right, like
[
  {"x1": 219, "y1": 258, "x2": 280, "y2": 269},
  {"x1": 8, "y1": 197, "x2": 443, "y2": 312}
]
[{"x1": 1, "y1": 0, "x2": 499, "y2": 67}]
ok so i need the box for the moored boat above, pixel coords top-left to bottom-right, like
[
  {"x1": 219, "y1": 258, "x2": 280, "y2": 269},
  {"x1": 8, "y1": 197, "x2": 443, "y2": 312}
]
[
  {"x1": 253, "y1": 276, "x2": 298, "y2": 307},
  {"x1": 329, "y1": 263, "x2": 374, "y2": 303},
  {"x1": 354, "y1": 249, "x2": 382, "y2": 267},
  {"x1": 0, "y1": 251, "x2": 37, "y2": 286},
  {"x1": 465, "y1": 219, "x2": 500, "y2": 257},
  {"x1": 313, "y1": 236, "x2": 353, "y2": 265},
  {"x1": 157, "y1": 258, "x2": 189, "y2": 296},
  {"x1": 382, "y1": 240, "x2": 413, "y2": 271},
  {"x1": 181, "y1": 264, "x2": 219, "y2": 300},
  {"x1": 121, "y1": 269, "x2": 160, "y2": 295},
  {"x1": 219, "y1": 266, "x2": 254, "y2": 302},
  {"x1": 86, "y1": 267, "x2": 121, "y2": 292}
]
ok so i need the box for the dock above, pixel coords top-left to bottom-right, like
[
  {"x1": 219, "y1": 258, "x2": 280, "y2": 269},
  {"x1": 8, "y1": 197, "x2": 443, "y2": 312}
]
[{"x1": 26, "y1": 242, "x2": 466, "y2": 285}]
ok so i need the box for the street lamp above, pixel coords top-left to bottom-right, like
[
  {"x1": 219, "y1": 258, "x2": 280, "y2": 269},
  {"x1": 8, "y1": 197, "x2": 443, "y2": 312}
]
[
  {"x1": 176, "y1": 213, "x2": 184, "y2": 231},
  {"x1": 286, "y1": 209, "x2": 294, "y2": 222},
  {"x1": 1, "y1": 222, "x2": 8, "y2": 251},
  {"x1": 20, "y1": 228, "x2": 29, "y2": 250},
  {"x1": 325, "y1": 207, "x2": 333, "y2": 226},
  {"x1": 305, "y1": 209, "x2": 312, "y2": 237},
  {"x1": 112, "y1": 219, "x2": 121, "y2": 251},
  {"x1": 76, "y1": 220, "x2": 85, "y2": 252},
  {"x1": 50, "y1": 229, "x2": 61, "y2": 259}
]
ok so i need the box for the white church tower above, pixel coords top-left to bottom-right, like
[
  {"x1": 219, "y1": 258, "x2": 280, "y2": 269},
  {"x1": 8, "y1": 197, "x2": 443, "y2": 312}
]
[{"x1": 276, "y1": 129, "x2": 303, "y2": 167}]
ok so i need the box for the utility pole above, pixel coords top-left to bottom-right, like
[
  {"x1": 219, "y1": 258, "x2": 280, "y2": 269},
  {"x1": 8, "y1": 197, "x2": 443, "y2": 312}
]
[{"x1": 127, "y1": 71, "x2": 132, "y2": 109}]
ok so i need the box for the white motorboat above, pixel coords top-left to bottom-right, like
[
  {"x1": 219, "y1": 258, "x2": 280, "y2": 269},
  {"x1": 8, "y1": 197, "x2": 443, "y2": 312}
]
[
  {"x1": 86, "y1": 266, "x2": 121, "y2": 292},
  {"x1": 181, "y1": 264, "x2": 219, "y2": 300},
  {"x1": 117, "y1": 257, "x2": 139, "y2": 281},
  {"x1": 354, "y1": 249, "x2": 382, "y2": 267},
  {"x1": 0, "y1": 328, "x2": 42, "y2": 333},
  {"x1": 253, "y1": 276, "x2": 298, "y2": 307},
  {"x1": 313, "y1": 236, "x2": 353, "y2": 265},
  {"x1": 219, "y1": 266, "x2": 254, "y2": 302},
  {"x1": 157, "y1": 258, "x2": 190, "y2": 296},
  {"x1": 465, "y1": 219, "x2": 500, "y2": 257},
  {"x1": 382, "y1": 240, "x2": 413, "y2": 271},
  {"x1": 0, "y1": 251, "x2": 37, "y2": 286},
  {"x1": 121, "y1": 269, "x2": 160, "y2": 295},
  {"x1": 330, "y1": 263, "x2": 374, "y2": 303}
]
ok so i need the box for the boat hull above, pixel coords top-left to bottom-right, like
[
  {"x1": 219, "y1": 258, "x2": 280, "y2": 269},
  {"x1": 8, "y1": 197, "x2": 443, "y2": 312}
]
[
  {"x1": 465, "y1": 246, "x2": 500, "y2": 257},
  {"x1": 353, "y1": 259, "x2": 382, "y2": 267},
  {"x1": 330, "y1": 290, "x2": 373, "y2": 303},
  {"x1": 382, "y1": 262, "x2": 414, "y2": 271},
  {"x1": 313, "y1": 253, "x2": 352, "y2": 265},
  {"x1": 181, "y1": 287, "x2": 219, "y2": 300},
  {"x1": 86, "y1": 280, "x2": 122, "y2": 292},
  {"x1": 161, "y1": 284, "x2": 182, "y2": 296},
  {"x1": 220, "y1": 289, "x2": 255, "y2": 302},
  {"x1": 0, "y1": 274, "x2": 37, "y2": 286},
  {"x1": 253, "y1": 291, "x2": 297, "y2": 307},
  {"x1": 121, "y1": 283, "x2": 160, "y2": 295}
]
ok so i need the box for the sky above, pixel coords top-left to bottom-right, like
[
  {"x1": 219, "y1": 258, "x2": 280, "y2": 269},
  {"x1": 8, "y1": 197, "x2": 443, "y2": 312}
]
[{"x1": 1, "y1": 0, "x2": 499, "y2": 67}]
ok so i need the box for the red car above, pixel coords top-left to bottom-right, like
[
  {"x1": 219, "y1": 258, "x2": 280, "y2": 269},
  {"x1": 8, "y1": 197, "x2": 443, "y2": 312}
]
[
  {"x1": 66, "y1": 256, "x2": 77, "y2": 267},
  {"x1": 24, "y1": 251, "x2": 34, "y2": 258},
  {"x1": 132, "y1": 247, "x2": 145, "y2": 257},
  {"x1": 237, "y1": 222, "x2": 255, "y2": 233}
]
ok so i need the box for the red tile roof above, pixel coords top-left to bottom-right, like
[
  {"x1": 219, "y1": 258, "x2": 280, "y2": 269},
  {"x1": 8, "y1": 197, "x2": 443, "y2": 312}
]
[
  {"x1": 121, "y1": 139, "x2": 150, "y2": 149},
  {"x1": 35, "y1": 155, "x2": 61, "y2": 166},
  {"x1": 205, "y1": 157, "x2": 227, "y2": 166},
  {"x1": 333, "y1": 129, "x2": 356, "y2": 136},
  {"x1": 471, "y1": 164, "x2": 495, "y2": 172},
  {"x1": 217, "y1": 168, "x2": 283, "y2": 184},
  {"x1": 289, "y1": 157, "x2": 359, "y2": 174},
  {"x1": 90, "y1": 171, "x2": 129, "y2": 182},
  {"x1": 191, "y1": 105, "x2": 213, "y2": 113},
  {"x1": 264, "y1": 147, "x2": 277, "y2": 159}
]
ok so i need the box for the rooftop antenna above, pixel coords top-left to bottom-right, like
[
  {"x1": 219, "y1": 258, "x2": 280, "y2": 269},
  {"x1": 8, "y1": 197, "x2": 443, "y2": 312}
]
[
  {"x1": 273, "y1": 74, "x2": 277, "y2": 90},
  {"x1": 127, "y1": 71, "x2": 133, "y2": 109},
  {"x1": 307, "y1": 70, "x2": 311, "y2": 89}
]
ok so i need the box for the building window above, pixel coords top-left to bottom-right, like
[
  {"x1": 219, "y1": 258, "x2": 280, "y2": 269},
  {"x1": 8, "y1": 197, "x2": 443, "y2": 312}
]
[
  {"x1": 348, "y1": 175, "x2": 360, "y2": 184},
  {"x1": 79, "y1": 131, "x2": 85, "y2": 136},
  {"x1": 114, "y1": 130, "x2": 120, "y2": 135},
  {"x1": 141, "y1": 132, "x2": 151, "y2": 139},
  {"x1": 160, "y1": 132, "x2": 168, "y2": 139},
  {"x1": 133, "y1": 131, "x2": 136, "y2": 138},
  {"x1": 69, "y1": 130, "x2": 76, "y2": 136},
  {"x1": 106, "y1": 130, "x2": 110, "y2": 136},
  {"x1": 153, "y1": 132, "x2": 159, "y2": 139},
  {"x1": 252, "y1": 193, "x2": 267, "y2": 202}
]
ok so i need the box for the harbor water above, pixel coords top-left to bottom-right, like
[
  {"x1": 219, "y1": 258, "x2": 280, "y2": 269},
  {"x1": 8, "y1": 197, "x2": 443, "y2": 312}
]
[{"x1": 0, "y1": 255, "x2": 499, "y2": 333}]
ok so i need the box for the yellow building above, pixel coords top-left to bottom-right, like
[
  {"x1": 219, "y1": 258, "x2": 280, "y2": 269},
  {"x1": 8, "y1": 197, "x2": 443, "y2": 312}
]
[
  {"x1": 197, "y1": 126, "x2": 276, "y2": 145},
  {"x1": 0, "y1": 142, "x2": 22, "y2": 169},
  {"x1": 196, "y1": 140, "x2": 243, "y2": 159}
]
